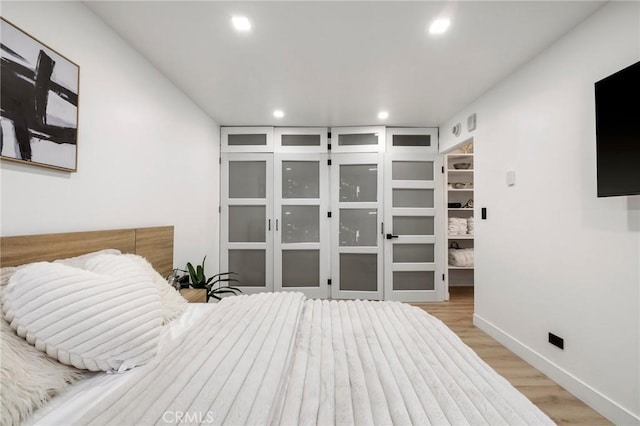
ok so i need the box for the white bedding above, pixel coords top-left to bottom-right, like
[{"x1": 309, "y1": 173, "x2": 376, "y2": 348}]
[
  {"x1": 26, "y1": 304, "x2": 215, "y2": 425},
  {"x1": 29, "y1": 292, "x2": 553, "y2": 426}
]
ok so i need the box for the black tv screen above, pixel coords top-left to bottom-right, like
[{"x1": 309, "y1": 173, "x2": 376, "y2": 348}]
[{"x1": 595, "y1": 61, "x2": 640, "y2": 197}]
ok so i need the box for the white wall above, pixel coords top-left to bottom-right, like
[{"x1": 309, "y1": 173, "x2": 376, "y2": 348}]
[
  {"x1": 440, "y1": 3, "x2": 639, "y2": 424},
  {"x1": 0, "y1": 2, "x2": 220, "y2": 273}
]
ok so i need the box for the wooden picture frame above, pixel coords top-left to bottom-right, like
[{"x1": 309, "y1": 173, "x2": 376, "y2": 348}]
[{"x1": 0, "y1": 17, "x2": 80, "y2": 172}]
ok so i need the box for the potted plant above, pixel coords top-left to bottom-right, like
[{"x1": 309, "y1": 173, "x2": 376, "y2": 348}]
[{"x1": 178, "y1": 256, "x2": 241, "y2": 302}]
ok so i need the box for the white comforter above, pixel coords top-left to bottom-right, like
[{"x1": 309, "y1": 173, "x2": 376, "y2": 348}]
[{"x1": 30, "y1": 292, "x2": 553, "y2": 425}]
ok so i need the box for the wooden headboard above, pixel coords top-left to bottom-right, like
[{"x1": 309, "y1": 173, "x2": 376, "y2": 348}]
[{"x1": 0, "y1": 226, "x2": 174, "y2": 277}]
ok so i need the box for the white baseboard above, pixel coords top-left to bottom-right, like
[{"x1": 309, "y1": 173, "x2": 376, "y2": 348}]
[{"x1": 473, "y1": 314, "x2": 639, "y2": 426}]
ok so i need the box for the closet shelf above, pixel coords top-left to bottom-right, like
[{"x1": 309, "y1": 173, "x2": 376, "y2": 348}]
[{"x1": 446, "y1": 146, "x2": 475, "y2": 288}]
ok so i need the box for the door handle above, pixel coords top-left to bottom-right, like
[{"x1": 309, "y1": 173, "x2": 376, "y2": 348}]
[{"x1": 386, "y1": 234, "x2": 399, "y2": 240}]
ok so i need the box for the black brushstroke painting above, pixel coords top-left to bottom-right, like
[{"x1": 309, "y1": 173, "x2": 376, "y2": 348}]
[{"x1": 0, "y1": 18, "x2": 79, "y2": 171}]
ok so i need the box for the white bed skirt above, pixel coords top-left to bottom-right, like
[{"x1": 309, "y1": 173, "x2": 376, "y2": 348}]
[{"x1": 29, "y1": 292, "x2": 553, "y2": 425}]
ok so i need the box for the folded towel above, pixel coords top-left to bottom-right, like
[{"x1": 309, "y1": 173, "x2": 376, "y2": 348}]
[{"x1": 448, "y1": 218, "x2": 467, "y2": 235}]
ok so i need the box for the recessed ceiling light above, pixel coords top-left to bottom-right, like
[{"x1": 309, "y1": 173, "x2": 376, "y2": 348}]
[
  {"x1": 232, "y1": 16, "x2": 251, "y2": 32},
  {"x1": 429, "y1": 18, "x2": 450, "y2": 35},
  {"x1": 273, "y1": 110, "x2": 285, "y2": 118},
  {"x1": 378, "y1": 111, "x2": 389, "y2": 120}
]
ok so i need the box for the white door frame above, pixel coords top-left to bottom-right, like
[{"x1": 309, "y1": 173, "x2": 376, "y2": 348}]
[
  {"x1": 383, "y1": 153, "x2": 444, "y2": 302},
  {"x1": 274, "y1": 153, "x2": 330, "y2": 299},
  {"x1": 385, "y1": 127, "x2": 438, "y2": 154},
  {"x1": 221, "y1": 127, "x2": 274, "y2": 153},
  {"x1": 330, "y1": 153, "x2": 384, "y2": 300},
  {"x1": 274, "y1": 127, "x2": 329, "y2": 154},
  {"x1": 330, "y1": 126, "x2": 386, "y2": 153},
  {"x1": 220, "y1": 153, "x2": 274, "y2": 294}
]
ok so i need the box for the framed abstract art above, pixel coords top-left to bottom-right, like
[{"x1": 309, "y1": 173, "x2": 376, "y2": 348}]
[{"x1": 1, "y1": 18, "x2": 79, "y2": 172}]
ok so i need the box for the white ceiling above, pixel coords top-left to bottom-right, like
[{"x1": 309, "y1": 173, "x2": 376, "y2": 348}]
[{"x1": 85, "y1": 1, "x2": 604, "y2": 127}]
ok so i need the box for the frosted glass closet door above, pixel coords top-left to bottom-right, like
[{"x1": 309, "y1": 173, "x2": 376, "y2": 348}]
[
  {"x1": 274, "y1": 154, "x2": 329, "y2": 299},
  {"x1": 221, "y1": 153, "x2": 274, "y2": 294},
  {"x1": 221, "y1": 127, "x2": 274, "y2": 153},
  {"x1": 383, "y1": 152, "x2": 443, "y2": 302},
  {"x1": 275, "y1": 127, "x2": 329, "y2": 153},
  {"x1": 330, "y1": 126, "x2": 385, "y2": 153},
  {"x1": 331, "y1": 153, "x2": 384, "y2": 300}
]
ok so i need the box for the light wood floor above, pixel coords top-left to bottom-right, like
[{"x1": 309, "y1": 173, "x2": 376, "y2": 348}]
[{"x1": 413, "y1": 287, "x2": 611, "y2": 425}]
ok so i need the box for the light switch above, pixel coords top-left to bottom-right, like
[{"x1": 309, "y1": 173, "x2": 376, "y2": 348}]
[{"x1": 506, "y1": 169, "x2": 516, "y2": 186}]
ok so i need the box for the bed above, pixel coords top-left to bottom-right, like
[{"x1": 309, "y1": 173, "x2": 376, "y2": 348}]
[{"x1": 0, "y1": 227, "x2": 554, "y2": 426}]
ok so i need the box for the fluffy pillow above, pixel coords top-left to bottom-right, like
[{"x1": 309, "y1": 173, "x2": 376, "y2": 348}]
[
  {"x1": 85, "y1": 254, "x2": 187, "y2": 324},
  {"x1": 54, "y1": 248, "x2": 122, "y2": 269},
  {"x1": 0, "y1": 267, "x2": 83, "y2": 426},
  {"x1": 2, "y1": 262, "x2": 162, "y2": 372},
  {"x1": 0, "y1": 266, "x2": 16, "y2": 288}
]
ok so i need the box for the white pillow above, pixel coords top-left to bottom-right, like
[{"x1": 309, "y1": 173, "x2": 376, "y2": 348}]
[
  {"x1": 54, "y1": 248, "x2": 122, "y2": 269},
  {"x1": 2, "y1": 262, "x2": 162, "y2": 373},
  {"x1": 86, "y1": 254, "x2": 187, "y2": 324}
]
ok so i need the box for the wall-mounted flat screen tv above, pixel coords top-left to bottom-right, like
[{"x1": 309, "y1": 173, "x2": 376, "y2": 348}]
[{"x1": 595, "y1": 61, "x2": 640, "y2": 197}]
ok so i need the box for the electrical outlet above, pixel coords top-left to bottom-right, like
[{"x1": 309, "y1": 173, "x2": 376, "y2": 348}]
[{"x1": 548, "y1": 333, "x2": 564, "y2": 350}]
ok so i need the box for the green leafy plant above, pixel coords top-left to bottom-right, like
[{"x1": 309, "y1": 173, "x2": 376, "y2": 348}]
[
  {"x1": 206, "y1": 272, "x2": 241, "y2": 301},
  {"x1": 183, "y1": 256, "x2": 241, "y2": 302},
  {"x1": 185, "y1": 256, "x2": 209, "y2": 289}
]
